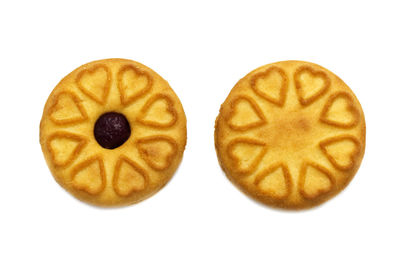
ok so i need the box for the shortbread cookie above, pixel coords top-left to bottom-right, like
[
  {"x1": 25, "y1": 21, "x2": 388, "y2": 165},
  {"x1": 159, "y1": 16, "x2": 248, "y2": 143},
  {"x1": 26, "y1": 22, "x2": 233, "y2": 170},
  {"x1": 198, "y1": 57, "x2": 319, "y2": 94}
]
[
  {"x1": 215, "y1": 61, "x2": 365, "y2": 210},
  {"x1": 40, "y1": 59, "x2": 186, "y2": 207}
]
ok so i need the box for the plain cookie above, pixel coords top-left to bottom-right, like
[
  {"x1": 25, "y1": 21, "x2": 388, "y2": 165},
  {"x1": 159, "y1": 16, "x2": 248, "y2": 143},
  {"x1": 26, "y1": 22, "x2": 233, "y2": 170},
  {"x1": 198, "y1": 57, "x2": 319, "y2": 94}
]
[{"x1": 215, "y1": 61, "x2": 365, "y2": 210}]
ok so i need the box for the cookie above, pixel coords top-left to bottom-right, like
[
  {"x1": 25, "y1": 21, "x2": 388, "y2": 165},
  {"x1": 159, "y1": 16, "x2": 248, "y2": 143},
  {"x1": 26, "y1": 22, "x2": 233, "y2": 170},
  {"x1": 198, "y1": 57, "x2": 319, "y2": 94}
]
[
  {"x1": 215, "y1": 61, "x2": 365, "y2": 210},
  {"x1": 40, "y1": 59, "x2": 186, "y2": 207}
]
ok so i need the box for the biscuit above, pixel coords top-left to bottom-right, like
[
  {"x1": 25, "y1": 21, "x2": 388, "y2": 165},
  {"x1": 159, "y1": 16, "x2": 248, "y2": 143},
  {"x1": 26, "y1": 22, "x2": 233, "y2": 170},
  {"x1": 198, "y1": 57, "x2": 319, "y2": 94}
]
[
  {"x1": 40, "y1": 59, "x2": 186, "y2": 207},
  {"x1": 215, "y1": 61, "x2": 365, "y2": 210}
]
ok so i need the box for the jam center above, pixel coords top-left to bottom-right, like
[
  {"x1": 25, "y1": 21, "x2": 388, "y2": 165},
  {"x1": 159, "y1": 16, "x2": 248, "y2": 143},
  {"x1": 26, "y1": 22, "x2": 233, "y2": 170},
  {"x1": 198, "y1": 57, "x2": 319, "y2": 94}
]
[{"x1": 94, "y1": 112, "x2": 131, "y2": 149}]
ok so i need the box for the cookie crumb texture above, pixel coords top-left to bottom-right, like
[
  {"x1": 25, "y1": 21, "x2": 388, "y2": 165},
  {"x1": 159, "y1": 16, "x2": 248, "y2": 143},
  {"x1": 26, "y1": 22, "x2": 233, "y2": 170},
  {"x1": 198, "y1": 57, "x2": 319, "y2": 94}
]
[
  {"x1": 40, "y1": 59, "x2": 186, "y2": 207},
  {"x1": 215, "y1": 61, "x2": 365, "y2": 210}
]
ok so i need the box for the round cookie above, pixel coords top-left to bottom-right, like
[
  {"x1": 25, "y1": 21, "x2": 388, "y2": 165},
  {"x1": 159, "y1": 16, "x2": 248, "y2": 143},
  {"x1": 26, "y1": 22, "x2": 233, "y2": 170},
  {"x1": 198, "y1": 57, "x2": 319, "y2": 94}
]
[
  {"x1": 40, "y1": 58, "x2": 186, "y2": 207},
  {"x1": 215, "y1": 61, "x2": 365, "y2": 210}
]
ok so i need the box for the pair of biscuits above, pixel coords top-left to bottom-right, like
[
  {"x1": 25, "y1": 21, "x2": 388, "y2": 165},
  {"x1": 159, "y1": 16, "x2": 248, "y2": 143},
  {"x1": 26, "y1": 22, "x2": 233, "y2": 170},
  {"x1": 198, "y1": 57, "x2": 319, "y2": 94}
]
[{"x1": 40, "y1": 59, "x2": 365, "y2": 210}]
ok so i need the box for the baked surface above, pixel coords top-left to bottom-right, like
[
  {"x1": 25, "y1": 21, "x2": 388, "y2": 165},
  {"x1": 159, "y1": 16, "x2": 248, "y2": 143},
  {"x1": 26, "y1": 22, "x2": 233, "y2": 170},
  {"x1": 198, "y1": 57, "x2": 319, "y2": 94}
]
[
  {"x1": 40, "y1": 59, "x2": 186, "y2": 207},
  {"x1": 215, "y1": 61, "x2": 365, "y2": 210}
]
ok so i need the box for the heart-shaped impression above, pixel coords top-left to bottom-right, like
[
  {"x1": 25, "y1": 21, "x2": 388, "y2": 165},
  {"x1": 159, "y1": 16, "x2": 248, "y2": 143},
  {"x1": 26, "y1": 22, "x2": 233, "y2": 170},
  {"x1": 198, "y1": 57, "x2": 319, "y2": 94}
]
[
  {"x1": 294, "y1": 66, "x2": 331, "y2": 106},
  {"x1": 118, "y1": 65, "x2": 153, "y2": 106},
  {"x1": 137, "y1": 94, "x2": 177, "y2": 128},
  {"x1": 254, "y1": 164, "x2": 292, "y2": 200},
  {"x1": 320, "y1": 135, "x2": 361, "y2": 171},
  {"x1": 299, "y1": 162, "x2": 335, "y2": 200},
  {"x1": 227, "y1": 138, "x2": 267, "y2": 175},
  {"x1": 250, "y1": 66, "x2": 288, "y2": 106},
  {"x1": 320, "y1": 92, "x2": 360, "y2": 128},
  {"x1": 47, "y1": 132, "x2": 87, "y2": 167},
  {"x1": 49, "y1": 92, "x2": 88, "y2": 125},
  {"x1": 227, "y1": 95, "x2": 266, "y2": 131},
  {"x1": 137, "y1": 136, "x2": 178, "y2": 171},
  {"x1": 76, "y1": 65, "x2": 111, "y2": 105},
  {"x1": 71, "y1": 156, "x2": 106, "y2": 195},
  {"x1": 113, "y1": 156, "x2": 148, "y2": 196}
]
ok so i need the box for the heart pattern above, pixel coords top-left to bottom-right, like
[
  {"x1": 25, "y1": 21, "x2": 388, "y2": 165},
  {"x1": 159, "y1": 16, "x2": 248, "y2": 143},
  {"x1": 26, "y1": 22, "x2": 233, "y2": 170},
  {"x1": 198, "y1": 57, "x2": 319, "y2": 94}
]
[
  {"x1": 137, "y1": 136, "x2": 178, "y2": 171},
  {"x1": 47, "y1": 132, "x2": 87, "y2": 167},
  {"x1": 49, "y1": 92, "x2": 87, "y2": 125},
  {"x1": 250, "y1": 66, "x2": 288, "y2": 106},
  {"x1": 320, "y1": 92, "x2": 360, "y2": 128},
  {"x1": 254, "y1": 164, "x2": 292, "y2": 200},
  {"x1": 118, "y1": 65, "x2": 153, "y2": 106},
  {"x1": 137, "y1": 94, "x2": 177, "y2": 128},
  {"x1": 227, "y1": 138, "x2": 267, "y2": 175},
  {"x1": 113, "y1": 156, "x2": 148, "y2": 196},
  {"x1": 227, "y1": 95, "x2": 266, "y2": 131},
  {"x1": 41, "y1": 59, "x2": 188, "y2": 207},
  {"x1": 71, "y1": 156, "x2": 106, "y2": 195},
  {"x1": 76, "y1": 65, "x2": 111, "y2": 104},
  {"x1": 320, "y1": 135, "x2": 361, "y2": 171},
  {"x1": 299, "y1": 163, "x2": 334, "y2": 200},
  {"x1": 214, "y1": 61, "x2": 366, "y2": 209},
  {"x1": 294, "y1": 66, "x2": 330, "y2": 106}
]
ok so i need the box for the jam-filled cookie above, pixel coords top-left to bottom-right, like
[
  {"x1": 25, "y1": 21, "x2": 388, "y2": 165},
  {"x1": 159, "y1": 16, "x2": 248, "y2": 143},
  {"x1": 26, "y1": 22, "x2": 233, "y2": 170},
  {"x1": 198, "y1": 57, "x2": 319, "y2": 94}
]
[
  {"x1": 40, "y1": 59, "x2": 186, "y2": 207},
  {"x1": 215, "y1": 61, "x2": 365, "y2": 210}
]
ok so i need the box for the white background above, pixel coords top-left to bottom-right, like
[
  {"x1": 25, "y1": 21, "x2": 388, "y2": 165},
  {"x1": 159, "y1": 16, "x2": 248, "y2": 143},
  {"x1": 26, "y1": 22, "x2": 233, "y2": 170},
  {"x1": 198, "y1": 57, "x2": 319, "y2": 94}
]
[{"x1": 1, "y1": 0, "x2": 399, "y2": 265}]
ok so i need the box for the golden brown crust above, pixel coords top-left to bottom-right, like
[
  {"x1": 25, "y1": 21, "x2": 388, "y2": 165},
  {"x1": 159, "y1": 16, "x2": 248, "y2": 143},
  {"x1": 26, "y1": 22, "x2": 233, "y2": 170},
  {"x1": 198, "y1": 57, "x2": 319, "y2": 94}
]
[
  {"x1": 137, "y1": 93, "x2": 178, "y2": 128},
  {"x1": 137, "y1": 135, "x2": 179, "y2": 171},
  {"x1": 70, "y1": 155, "x2": 107, "y2": 195},
  {"x1": 48, "y1": 91, "x2": 88, "y2": 125},
  {"x1": 76, "y1": 64, "x2": 111, "y2": 105},
  {"x1": 112, "y1": 155, "x2": 149, "y2": 197},
  {"x1": 117, "y1": 64, "x2": 153, "y2": 106},
  {"x1": 214, "y1": 60, "x2": 366, "y2": 210},
  {"x1": 250, "y1": 66, "x2": 288, "y2": 107},
  {"x1": 319, "y1": 135, "x2": 362, "y2": 171},
  {"x1": 320, "y1": 92, "x2": 361, "y2": 128},
  {"x1": 226, "y1": 95, "x2": 267, "y2": 131},
  {"x1": 40, "y1": 58, "x2": 187, "y2": 207},
  {"x1": 294, "y1": 65, "x2": 331, "y2": 106},
  {"x1": 46, "y1": 131, "x2": 88, "y2": 167}
]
